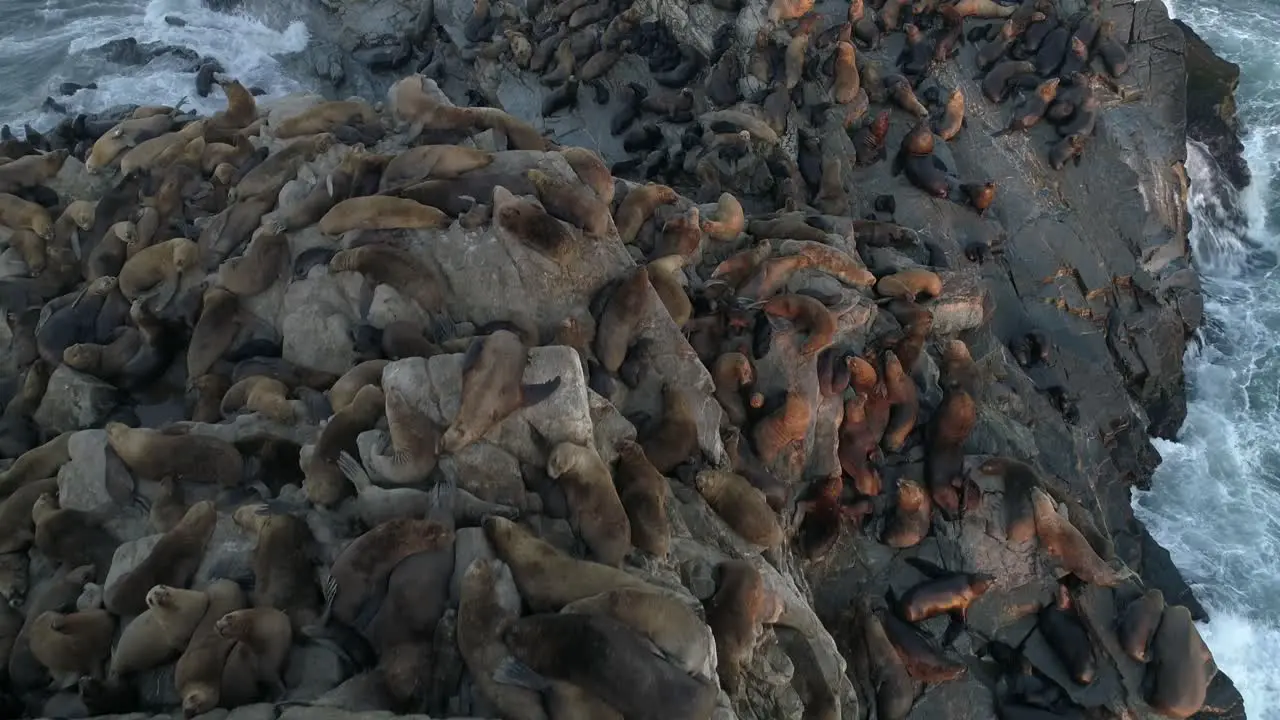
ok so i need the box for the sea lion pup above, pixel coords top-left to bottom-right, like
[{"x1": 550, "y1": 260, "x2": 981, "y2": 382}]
[
  {"x1": 30, "y1": 493, "x2": 118, "y2": 576},
  {"x1": 562, "y1": 587, "x2": 711, "y2": 676},
  {"x1": 105, "y1": 422, "x2": 243, "y2": 486},
  {"x1": 694, "y1": 469, "x2": 784, "y2": 549},
  {"x1": 525, "y1": 168, "x2": 612, "y2": 237},
  {"x1": 379, "y1": 145, "x2": 492, "y2": 190},
  {"x1": 934, "y1": 89, "x2": 965, "y2": 142},
  {"x1": 273, "y1": 99, "x2": 379, "y2": 139},
  {"x1": 1030, "y1": 487, "x2": 1128, "y2": 586},
  {"x1": 220, "y1": 375, "x2": 297, "y2": 424},
  {"x1": 439, "y1": 329, "x2": 562, "y2": 455},
  {"x1": 613, "y1": 440, "x2": 672, "y2": 558},
  {"x1": 329, "y1": 244, "x2": 447, "y2": 315},
  {"x1": 108, "y1": 585, "x2": 209, "y2": 678},
  {"x1": 713, "y1": 352, "x2": 754, "y2": 426},
  {"x1": 118, "y1": 237, "x2": 200, "y2": 306},
  {"x1": 778, "y1": 239, "x2": 876, "y2": 288},
  {"x1": 231, "y1": 505, "x2": 321, "y2": 630},
  {"x1": 483, "y1": 516, "x2": 655, "y2": 611},
  {"x1": 0, "y1": 148, "x2": 67, "y2": 193},
  {"x1": 559, "y1": 146, "x2": 614, "y2": 204},
  {"x1": 29, "y1": 609, "x2": 115, "y2": 680},
  {"x1": 302, "y1": 383, "x2": 385, "y2": 506},
  {"x1": 646, "y1": 254, "x2": 692, "y2": 326},
  {"x1": 175, "y1": 579, "x2": 247, "y2": 717},
  {"x1": 216, "y1": 230, "x2": 287, "y2": 298},
  {"x1": 1118, "y1": 588, "x2": 1165, "y2": 663},
  {"x1": 328, "y1": 359, "x2": 388, "y2": 414},
  {"x1": 215, "y1": 608, "x2": 292, "y2": 695},
  {"x1": 458, "y1": 559, "x2": 549, "y2": 720},
  {"x1": 1093, "y1": 20, "x2": 1129, "y2": 78},
  {"x1": 0, "y1": 477, "x2": 57, "y2": 552},
  {"x1": 700, "y1": 192, "x2": 744, "y2": 241},
  {"x1": 1147, "y1": 604, "x2": 1214, "y2": 718},
  {"x1": 150, "y1": 476, "x2": 187, "y2": 532},
  {"x1": 492, "y1": 185, "x2": 578, "y2": 264},
  {"x1": 994, "y1": 77, "x2": 1060, "y2": 136},
  {"x1": 875, "y1": 268, "x2": 943, "y2": 302},
  {"x1": 0, "y1": 192, "x2": 54, "y2": 239},
  {"x1": 1049, "y1": 133, "x2": 1087, "y2": 170},
  {"x1": 959, "y1": 181, "x2": 997, "y2": 215},
  {"x1": 498, "y1": 612, "x2": 718, "y2": 720},
  {"x1": 546, "y1": 441, "x2": 632, "y2": 567},
  {"x1": 318, "y1": 195, "x2": 449, "y2": 234},
  {"x1": 366, "y1": 387, "x2": 440, "y2": 485},
  {"x1": 757, "y1": 293, "x2": 836, "y2": 356},
  {"x1": 229, "y1": 132, "x2": 335, "y2": 202},
  {"x1": 639, "y1": 383, "x2": 699, "y2": 473},
  {"x1": 705, "y1": 559, "x2": 783, "y2": 694},
  {"x1": 0, "y1": 432, "x2": 72, "y2": 498},
  {"x1": 614, "y1": 182, "x2": 678, "y2": 244},
  {"x1": 104, "y1": 501, "x2": 218, "y2": 616}
]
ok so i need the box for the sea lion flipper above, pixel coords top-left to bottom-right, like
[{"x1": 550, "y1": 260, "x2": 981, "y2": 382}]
[
  {"x1": 520, "y1": 376, "x2": 562, "y2": 408},
  {"x1": 942, "y1": 611, "x2": 965, "y2": 647},
  {"x1": 71, "y1": 229, "x2": 83, "y2": 260},
  {"x1": 493, "y1": 657, "x2": 552, "y2": 691},
  {"x1": 337, "y1": 451, "x2": 372, "y2": 491}
]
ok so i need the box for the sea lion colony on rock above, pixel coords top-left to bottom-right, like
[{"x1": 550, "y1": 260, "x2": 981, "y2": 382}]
[{"x1": 0, "y1": 0, "x2": 1202, "y2": 716}]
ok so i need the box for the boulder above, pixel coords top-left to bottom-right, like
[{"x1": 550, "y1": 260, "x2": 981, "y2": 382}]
[{"x1": 32, "y1": 365, "x2": 118, "y2": 434}]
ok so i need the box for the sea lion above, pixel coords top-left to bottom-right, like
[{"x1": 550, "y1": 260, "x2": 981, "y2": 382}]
[
  {"x1": 0, "y1": 192, "x2": 54, "y2": 239},
  {"x1": 105, "y1": 422, "x2": 243, "y2": 486},
  {"x1": 694, "y1": 469, "x2": 783, "y2": 548},
  {"x1": 439, "y1": 329, "x2": 562, "y2": 454},
  {"x1": 1038, "y1": 583, "x2": 1096, "y2": 685},
  {"x1": 0, "y1": 432, "x2": 71, "y2": 498},
  {"x1": 232, "y1": 505, "x2": 322, "y2": 630},
  {"x1": 547, "y1": 441, "x2": 631, "y2": 567},
  {"x1": 318, "y1": 196, "x2": 449, "y2": 234},
  {"x1": 838, "y1": 393, "x2": 882, "y2": 496},
  {"x1": 85, "y1": 113, "x2": 174, "y2": 172},
  {"x1": 959, "y1": 181, "x2": 997, "y2": 216},
  {"x1": 526, "y1": 168, "x2": 612, "y2": 236},
  {"x1": 264, "y1": 146, "x2": 384, "y2": 234},
  {"x1": 640, "y1": 383, "x2": 699, "y2": 473},
  {"x1": 108, "y1": 585, "x2": 208, "y2": 678},
  {"x1": 700, "y1": 192, "x2": 744, "y2": 241},
  {"x1": 752, "y1": 391, "x2": 813, "y2": 468},
  {"x1": 876, "y1": 268, "x2": 942, "y2": 302},
  {"x1": 273, "y1": 100, "x2": 380, "y2": 139},
  {"x1": 150, "y1": 476, "x2": 187, "y2": 533},
  {"x1": 367, "y1": 386, "x2": 441, "y2": 485},
  {"x1": 329, "y1": 244, "x2": 447, "y2": 314},
  {"x1": 982, "y1": 59, "x2": 1037, "y2": 102},
  {"x1": 214, "y1": 607, "x2": 292, "y2": 695},
  {"x1": 0, "y1": 551, "x2": 28, "y2": 607},
  {"x1": 118, "y1": 121, "x2": 205, "y2": 177},
  {"x1": 0, "y1": 149, "x2": 67, "y2": 194},
  {"x1": 85, "y1": 220, "x2": 137, "y2": 281},
  {"x1": 971, "y1": 456, "x2": 1038, "y2": 543},
  {"x1": 1093, "y1": 20, "x2": 1129, "y2": 78},
  {"x1": 1049, "y1": 133, "x2": 1087, "y2": 170},
  {"x1": 1146, "y1": 604, "x2": 1214, "y2": 718},
  {"x1": 757, "y1": 293, "x2": 836, "y2": 356},
  {"x1": 0, "y1": 477, "x2": 57, "y2": 553},
  {"x1": 187, "y1": 286, "x2": 241, "y2": 380},
  {"x1": 329, "y1": 360, "x2": 388, "y2": 414},
  {"x1": 499, "y1": 612, "x2": 719, "y2": 720},
  {"x1": 336, "y1": 451, "x2": 522, "y2": 528},
  {"x1": 492, "y1": 185, "x2": 579, "y2": 264},
  {"x1": 174, "y1": 579, "x2": 247, "y2": 717},
  {"x1": 562, "y1": 587, "x2": 711, "y2": 677},
  {"x1": 118, "y1": 237, "x2": 200, "y2": 308},
  {"x1": 1030, "y1": 487, "x2": 1128, "y2": 586},
  {"x1": 1118, "y1": 588, "x2": 1165, "y2": 663},
  {"x1": 898, "y1": 560, "x2": 994, "y2": 634},
  {"x1": 880, "y1": 610, "x2": 966, "y2": 682},
  {"x1": 934, "y1": 89, "x2": 965, "y2": 141},
  {"x1": 103, "y1": 501, "x2": 218, "y2": 616},
  {"x1": 458, "y1": 559, "x2": 549, "y2": 720},
  {"x1": 654, "y1": 206, "x2": 702, "y2": 259},
  {"x1": 613, "y1": 440, "x2": 672, "y2": 558},
  {"x1": 994, "y1": 78, "x2": 1060, "y2": 136},
  {"x1": 30, "y1": 493, "x2": 118, "y2": 577},
  {"x1": 705, "y1": 560, "x2": 782, "y2": 694},
  {"x1": 778, "y1": 240, "x2": 875, "y2": 288},
  {"x1": 216, "y1": 231, "x2": 287, "y2": 297},
  {"x1": 881, "y1": 475, "x2": 931, "y2": 548},
  {"x1": 647, "y1": 254, "x2": 692, "y2": 326},
  {"x1": 713, "y1": 352, "x2": 754, "y2": 426},
  {"x1": 28, "y1": 609, "x2": 114, "y2": 680},
  {"x1": 220, "y1": 375, "x2": 297, "y2": 424},
  {"x1": 560, "y1": 146, "x2": 614, "y2": 204},
  {"x1": 832, "y1": 41, "x2": 862, "y2": 106},
  {"x1": 303, "y1": 383, "x2": 385, "y2": 507},
  {"x1": 483, "y1": 516, "x2": 655, "y2": 612},
  {"x1": 615, "y1": 183, "x2": 678, "y2": 244}
]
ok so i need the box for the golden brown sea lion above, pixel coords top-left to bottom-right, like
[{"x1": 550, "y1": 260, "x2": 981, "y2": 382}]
[
  {"x1": 752, "y1": 391, "x2": 813, "y2": 469},
  {"x1": 220, "y1": 375, "x2": 296, "y2": 424},
  {"x1": 0, "y1": 192, "x2": 54, "y2": 239},
  {"x1": 368, "y1": 386, "x2": 441, "y2": 485},
  {"x1": 118, "y1": 237, "x2": 200, "y2": 306},
  {"x1": 875, "y1": 268, "x2": 943, "y2": 302},
  {"x1": 881, "y1": 477, "x2": 931, "y2": 548},
  {"x1": 559, "y1": 146, "x2": 614, "y2": 204},
  {"x1": 328, "y1": 359, "x2": 388, "y2": 414},
  {"x1": 880, "y1": 350, "x2": 918, "y2": 452},
  {"x1": 547, "y1": 441, "x2": 631, "y2": 567},
  {"x1": 0, "y1": 149, "x2": 68, "y2": 194},
  {"x1": 1031, "y1": 488, "x2": 1129, "y2": 586},
  {"x1": 214, "y1": 607, "x2": 292, "y2": 695},
  {"x1": 329, "y1": 244, "x2": 447, "y2": 314},
  {"x1": 108, "y1": 585, "x2": 208, "y2": 678},
  {"x1": 187, "y1": 286, "x2": 241, "y2": 381},
  {"x1": 492, "y1": 185, "x2": 579, "y2": 264},
  {"x1": 700, "y1": 192, "x2": 745, "y2": 241},
  {"x1": 713, "y1": 352, "x2": 754, "y2": 427},
  {"x1": 273, "y1": 100, "x2": 379, "y2": 139},
  {"x1": 106, "y1": 422, "x2": 243, "y2": 486},
  {"x1": 640, "y1": 384, "x2": 699, "y2": 473},
  {"x1": 694, "y1": 470, "x2": 783, "y2": 548},
  {"x1": 1119, "y1": 588, "x2": 1165, "y2": 663},
  {"x1": 380, "y1": 144, "x2": 493, "y2": 189},
  {"x1": 595, "y1": 265, "x2": 652, "y2": 374},
  {"x1": 318, "y1": 196, "x2": 450, "y2": 234},
  {"x1": 174, "y1": 579, "x2": 247, "y2": 717},
  {"x1": 230, "y1": 132, "x2": 334, "y2": 201},
  {"x1": 103, "y1": 501, "x2": 218, "y2": 616},
  {"x1": 898, "y1": 560, "x2": 994, "y2": 628},
  {"x1": 29, "y1": 609, "x2": 114, "y2": 680},
  {"x1": 526, "y1": 168, "x2": 612, "y2": 236},
  {"x1": 232, "y1": 505, "x2": 322, "y2": 630},
  {"x1": 1146, "y1": 604, "x2": 1215, "y2": 718},
  {"x1": 614, "y1": 182, "x2": 678, "y2": 244},
  {"x1": 216, "y1": 231, "x2": 287, "y2": 297}
]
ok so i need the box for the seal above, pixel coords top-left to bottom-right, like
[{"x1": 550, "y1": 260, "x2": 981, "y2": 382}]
[
  {"x1": 221, "y1": 375, "x2": 297, "y2": 424},
  {"x1": 216, "y1": 231, "x2": 287, "y2": 297},
  {"x1": 897, "y1": 559, "x2": 994, "y2": 642},
  {"x1": 614, "y1": 182, "x2": 678, "y2": 244},
  {"x1": 187, "y1": 287, "x2": 242, "y2": 381},
  {"x1": 1038, "y1": 583, "x2": 1096, "y2": 685},
  {"x1": 1146, "y1": 604, "x2": 1214, "y2": 718},
  {"x1": 0, "y1": 192, "x2": 54, "y2": 239},
  {"x1": 367, "y1": 386, "x2": 441, "y2": 485},
  {"x1": 118, "y1": 237, "x2": 200, "y2": 308},
  {"x1": 439, "y1": 329, "x2": 562, "y2": 454},
  {"x1": 214, "y1": 607, "x2": 292, "y2": 695},
  {"x1": 595, "y1": 265, "x2": 652, "y2": 374},
  {"x1": 318, "y1": 196, "x2": 450, "y2": 234},
  {"x1": 329, "y1": 359, "x2": 388, "y2": 414},
  {"x1": 705, "y1": 559, "x2": 783, "y2": 694},
  {"x1": 778, "y1": 239, "x2": 876, "y2": 288},
  {"x1": 0, "y1": 431, "x2": 71, "y2": 498},
  {"x1": 457, "y1": 558, "x2": 549, "y2": 720},
  {"x1": 1118, "y1": 588, "x2": 1165, "y2": 663},
  {"x1": 0, "y1": 477, "x2": 57, "y2": 553},
  {"x1": 482, "y1": 516, "x2": 654, "y2": 612},
  {"x1": 108, "y1": 585, "x2": 209, "y2": 678},
  {"x1": 231, "y1": 505, "x2": 322, "y2": 630},
  {"x1": 547, "y1": 441, "x2": 631, "y2": 567},
  {"x1": 1030, "y1": 487, "x2": 1128, "y2": 586},
  {"x1": 174, "y1": 579, "x2": 247, "y2": 717},
  {"x1": 876, "y1": 268, "x2": 942, "y2": 302},
  {"x1": 497, "y1": 612, "x2": 719, "y2": 720},
  {"x1": 106, "y1": 422, "x2": 243, "y2": 487},
  {"x1": 329, "y1": 244, "x2": 447, "y2": 314},
  {"x1": 613, "y1": 440, "x2": 672, "y2": 559},
  {"x1": 563, "y1": 587, "x2": 711, "y2": 677},
  {"x1": 492, "y1": 185, "x2": 578, "y2": 264},
  {"x1": 303, "y1": 383, "x2": 385, "y2": 506},
  {"x1": 274, "y1": 99, "x2": 379, "y2": 139},
  {"x1": 694, "y1": 469, "x2": 784, "y2": 548},
  {"x1": 30, "y1": 493, "x2": 118, "y2": 577},
  {"x1": 880, "y1": 609, "x2": 966, "y2": 682},
  {"x1": 971, "y1": 456, "x2": 1038, "y2": 544},
  {"x1": 640, "y1": 383, "x2": 699, "y2": 473},
  {"x1": 103, "y1": 501, "x2": 218, "y2": 615},
  {"x1": 28, "y1": 609, "x2": 115, "y2": 680},
  {"x1": 526, "y1": 168, "x2": 612, "y2": 236},
  {"x1": 559, "y1": 146, "x2": 614, "y2": 204}
]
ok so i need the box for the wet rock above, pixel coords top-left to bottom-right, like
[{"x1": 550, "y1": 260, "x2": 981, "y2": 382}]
[
  {"x1": 93, "y1": 37, "x2": 199, "y2": 66},
  {"x1": 285, "y1": 643, "x2": 348, "y2": 701},
  {"x1": 352, "y1": 38, "x2": 413, "y2": 71},
  {"x1": 1178, "y1": 19, "x2": 1249, "y2": 190},
  {"x1": 32, "y1": 365, "x2": 118, "y2": 434},
  {"x1": 58, "y1": 82, "x2": 96, "y2": 96}
]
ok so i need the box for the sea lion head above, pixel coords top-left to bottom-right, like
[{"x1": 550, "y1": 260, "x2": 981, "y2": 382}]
[
  {"x1": 62, "y1": 343, "x2": 101, "y2": 372},
  {"x1": 182, "y1": 684, "x2": 217, "y2": 718},
  {"x1": 66, "y1": 564, "x2": 96, "y2": 586},
  {"x1": 214, "y1": 609, "x2": 247, "y2": 639},
  {"x1": 212, "y1": 162, "x2": 235, "y2": 185},
  {"x1": 846, "y1": 356, "x2": 877, "y2": 389},
  {"x1": 63, "y1": 200, "x2": 97, "y2": 231},
  {"x1": 146, "y1": 585, "x2": 173, "y2": 610},
  {"x1": 110, "y1": 221, "x2": 138, "y2": 245},
  {"x1": 172, "y1": 239, "x2": 201, "y2": 273},
  {"x1": 546, "y1": 442, "x2": 589, "y2": 480},
  {"x1": 30, "y1": 492, "x2": 58, "y2": 524}
]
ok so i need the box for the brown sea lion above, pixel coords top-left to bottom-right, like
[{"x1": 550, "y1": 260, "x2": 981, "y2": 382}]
[
  {"x1": 880, "y1": 610, "x2": 966, "y2": 682},
  {"x1": 527, "y1": 168, "x2": 612, "y2": 237},
  {"x1": 0, "y1": 192, "x2": 54, "y2": 239},
  {"x1": 150, "y1": 476, "x2": 187, "y2": 533},
  {"x1": 1119, "y1": 588, "x2": 1165, "y2": 663},
  {"x1": 482, "y1": 516, "x2": 654, "y2": 612},
  {"x1": 640, "y1": 384, "x2": 699, "y2": 473},
  {"x1": 559, "y1": 146, "x2": 614, "y2": 204},
  {"x1": 187, "y1": 286, "x2": 241, "y2": 380},
  {"x1": 230, "y1": 132, "x2": 335, "y2": 201},
  {"x1": 1146, "y1": 604, "x2": 1214, "y2": 718},
  {"x1": 174, "y1": 579, "x2": 247, "y2": 717},
  {"x1": 838, "y1": 393, "x2": 882, "y2": 496},
  {"x1": 85, "y1": 113, "x2": 174, "y2": 172},
  {"x1": 647, "y1": 254, "x2": 692, "y2": 327},
  {"x1": 758, "y1": 293, "x2": 836, "y2": 356},
  {"x1": 0, "y1": 477, "x2": 57, "y2": 553},
  {"x1": 318, "y1": 196, "x2": 450, "y2": 234},
  {"x1": 700, "y1": 192, "x2": 744, "y2": 241},
  {"x1": 329, "y1": 244, "x2": 447, "y2": 314},
  {"x1": 1030, "y1": 488, "x2": 1129, "y2": 586},
  {"x1": 971, "y1": 456, "x2": 1038, "y2": 544},
  {"x1": 876, "y1": 268, "x2": 942, "y2": 302},
  {"x1": 220, "y1": 375, "x2": 296, "y2": 424},
  {"x1": 458, "y1": 559, "x2": 549, "y2": 720},
  {"x1": 612, "y1": 440, "x2": 671, "y2": 558},
  {"x1": 29, "y1": 609, "x2": 114, "y2": 680},
  {"x1": 898, "y1": 561, "x2": 994, "y2": 630},
  {"x1": 108, "y1": 585, "x2": 208, "y2": 678},
  {"x1": 380, "y1": 145, "x2": 492, "y2": 190},
  {"x1": 562, "y1": 587, "x2": 711, "y2": 676},
  {"x1": 934, "y1": 89, "x2": 965, "y2": 141},
  {"x1": 367, "y1": 387, "x2": 441, "y2": 485},
  {"x1": 303, "y1": 383, "x2": 385, "y2": 507},
  {"x1": 547, "y1": 441, "x2": 631, "y2": 566},
  {"x1": 694, "y1": 470, "x2": 784, "y2": 548},
  {"x1": 439, "y1": 329, "x2": 562, "y2": 454},
  {"x1": 614, "y1": 182, "x2": 678, "y2": 244},
  {"x1": 492, "y1": 185, "x2": 579, "y2": 264},
  {"x1": 982, "y1": 59, "x2": 1037, "y2": 102},
  {"x1": 273, "y1": 100, "x2": 379, "y2": 139},
  {"x1": 752, "y1": 391, "x2": 812, "y2": 469},
  {"x1": 595, "y1": 265, "x2": 652, "y2": 374},
  {"x1": 231, "y1": 505, "x2": 322, "y2": 630},
  {"x1": 30, "y1": 493, "x2": 118, "y2": 577},
  {"x1": 216, "y1": 231, "x2": 287, "y2": 297},
  {"x1": 106, "y1": 422, "x2": 243, "y2": 486},
  {"x1": 0, "y1": 149, "x2": 68, "y2": 194},
  {"x1": 925, "y1": 387, "x2": 978, "y2": 518},
  {"x1": 214, "y1": 607, "x2": 292, "y2": 695},
  {"x1": 1038, "y1": 583, "x2": 1096, "y2": 685},
  {"x1": 328, "y1": 359, "x2": 388, "y2": 414},
  {"x1": 994, "y1": 78, "x2": 1059, "y2": 136},
  {"x1": 713, "y1": 352, "x2": 754, "y2": 427},
  {"x1": 0, "y1": 432, "x2": 72, "y2": 498},
  {"x1": 705, "y1": 560, "x2": 783, "y2": 694},
  {"x1": 778, "y1": 239, "x2": 875, "y2": 288},
  {"x1": 103, "y1": 502, "x2": 218, "y2": 616}
]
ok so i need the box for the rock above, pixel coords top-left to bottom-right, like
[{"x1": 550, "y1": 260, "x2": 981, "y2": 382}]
[
  {"x1": 352, "y1": 38, "x2": 412, "y2": 71},
  {"x1": 1178, "y1": 19, "x2": 1249, "y2": 190},
  {"x1": 57, "y1": 82, "x2": 96, "y2": 96},
  {"x1": 46, "y1": 156, "x2": 113, "y2": 208},
  {"x1": 55, "y1": 429, "x2": 132, "y2": 516},
  {"x1": 32, "y1": 365, "x2": 118, "y2": 434},
  {"x1": 285, "y1": 643, "x2": 348, "y2": 701},
  {"x1": 450, "y1": 527, "x2": 496, "y2": 600},
  {"x1": 279, "y1": 273, "x2": 364, "y2": 375}
]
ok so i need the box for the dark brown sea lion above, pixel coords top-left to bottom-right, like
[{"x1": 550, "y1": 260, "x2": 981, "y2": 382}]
[
  {"x1": 1118, "y1": 588, "x2": 1165, "y2": 663},
  {"x1": 303, "y1": 383, "x2": 385, "y2": 507},
  {"x1": 458, "y1": 558, "x2": 548, "y2": 720},
  {"x1": 705, "y1": 560, "x2": 782, "y2": 694},
  {"x1": 547, "y1": 441, "x2": 631, "y2": 567},
  {"x1": 1146, "y1": 604, "x2": 1215, "y2": 718},
  {"x1": 613, "y1": 440, "x2": 672, "y2": 558},
  {"x1": 898, "y1": 559, "x2": 994, "y2": 631},
  {"x1": 106, "y1": 422, "x2": 243, "y2": 486},
  {"x1": 232, "y1": 505, "x2": 322, "y2": 631},
  {"x1": 103, "y1": 501, "x2": 218, "y2": 616}
]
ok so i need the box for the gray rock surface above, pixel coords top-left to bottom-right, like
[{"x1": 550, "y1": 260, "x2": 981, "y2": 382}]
[{"x1": 32, "y1": 365, "x2": 118, "y2": 434}]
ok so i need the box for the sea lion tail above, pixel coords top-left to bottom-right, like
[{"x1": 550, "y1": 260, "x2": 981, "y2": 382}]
[
  {"x1": 493, "y1": 657, "x2": 552, "y2": 691},
  {"x1": 520, "y1": 376, "x2": 562, "y2": 408}
]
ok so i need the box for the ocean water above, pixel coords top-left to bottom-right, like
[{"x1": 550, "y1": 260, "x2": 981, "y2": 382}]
[{"x1": 0, "y1": 0, "x2": 1277, "y2": 715}]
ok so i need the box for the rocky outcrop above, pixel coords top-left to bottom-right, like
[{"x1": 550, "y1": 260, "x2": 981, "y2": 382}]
[{"x1": 1177, "y1": 19, "x2": 1249, "y2": 191}]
